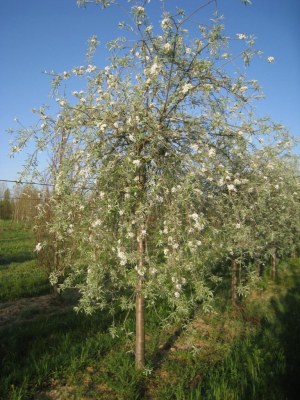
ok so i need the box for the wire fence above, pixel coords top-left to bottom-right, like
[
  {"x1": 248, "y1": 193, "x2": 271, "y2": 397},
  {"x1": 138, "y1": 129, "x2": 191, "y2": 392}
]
[
  {"x1": 0, "y1": 180, "x2": 50, "y2": 223},
  {"x1": 0, "y1": 179, "x2": 54, "y2": 187}
]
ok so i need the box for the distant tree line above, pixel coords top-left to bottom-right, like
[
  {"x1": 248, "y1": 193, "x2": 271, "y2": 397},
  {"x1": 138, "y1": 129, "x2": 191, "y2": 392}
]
[{"x1": 0, "y1": 183, "x2": 50, "y2": 224}]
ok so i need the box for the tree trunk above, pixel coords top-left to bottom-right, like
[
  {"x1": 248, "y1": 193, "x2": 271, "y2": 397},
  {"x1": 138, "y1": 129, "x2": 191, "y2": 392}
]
[
  {"x1": 134, "y1": 156, "x2": 147, "y2": 369},
  {"x1": 231, "y1": 256, "x2": 238, "y2": 306},
  {"x1": 256, "y1": 261, "x2": 260, "y2": 277},
  {"x1": 135, "y1": 237, "x2": 145, "y2": 369},
  {"x1": 52, "y1": 234, "x2": 60, "y2": 295},
  {"x1": 271, "y1": 253, "x2": 277, "y2": 279},
  {"x1": 291, "y1": 248, "x2": 297, "y2": 259},
  {"x1": 255, "y1": 259, "x2": 264, "y2": 277}
]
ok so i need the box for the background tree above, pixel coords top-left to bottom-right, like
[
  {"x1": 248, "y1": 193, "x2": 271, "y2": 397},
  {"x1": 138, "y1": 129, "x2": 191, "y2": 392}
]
[
  {"x1": 0, "y1": 187, "x2": 13, "y2": 220},
  {"x1": 12, "y1": 185, "x2": 40, "y2": 225}
]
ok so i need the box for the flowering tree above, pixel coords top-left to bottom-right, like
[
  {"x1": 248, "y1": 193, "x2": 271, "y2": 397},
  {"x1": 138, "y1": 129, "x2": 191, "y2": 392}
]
[
  {"x1": 247, "y1": 147, "x2": 300, "y2": 277},
  {"x1": 206, "y1": 140, "x2": 299, "y2": 303},
  {"x1": 11, "y1": 0, "x2": 295, "y2": 368}
]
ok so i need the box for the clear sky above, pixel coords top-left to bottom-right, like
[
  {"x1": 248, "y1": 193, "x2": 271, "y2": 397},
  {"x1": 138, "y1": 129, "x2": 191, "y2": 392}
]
[{"x1": 0, "y1": 0, "x2": 299, "y2": 182}]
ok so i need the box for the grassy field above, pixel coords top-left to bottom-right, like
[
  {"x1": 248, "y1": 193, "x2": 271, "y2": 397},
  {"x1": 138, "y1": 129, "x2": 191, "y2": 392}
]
[
  {"x1": 0, "y1": 220, "x2": 300, "y2": 399},
  {"x1": 0, "y1": 220, "x2": 50, "y2": 302}
]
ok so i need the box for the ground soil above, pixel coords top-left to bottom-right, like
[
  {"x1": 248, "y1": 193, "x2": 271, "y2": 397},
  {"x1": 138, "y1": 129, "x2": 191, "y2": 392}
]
[{"x1": 0, "y1": 293, "x2": 73, "y2": 329}]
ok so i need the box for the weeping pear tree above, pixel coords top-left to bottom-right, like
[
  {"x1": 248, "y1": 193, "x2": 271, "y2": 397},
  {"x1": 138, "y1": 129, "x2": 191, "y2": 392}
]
[
  {"x1": 246, "y1": 146, "x2": 300, "y2": 277},
  {"x1": 11, "y1": 0, "x2": 290, "y2": 368},
  {"x1": 206, "y1": 140, "x2": 298, "y2": 304},
  {"x1": 206, "y1": 153, "x2": 264, "y2": 305}
]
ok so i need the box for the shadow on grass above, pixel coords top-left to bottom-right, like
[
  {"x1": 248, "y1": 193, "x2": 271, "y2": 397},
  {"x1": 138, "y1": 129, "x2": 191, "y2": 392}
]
[
  {"x1": 270, "y1": 266, "x2": 300, "y2": 399},
  {"x1": 0, "y1": 251, "x2": 34, "y2": 266},
  {"x1": 0, "y1": 308, "x2": 116, "y2": 399},
  {"x1": 198, "y1": 262, "x2": 300, "y2": 400}
]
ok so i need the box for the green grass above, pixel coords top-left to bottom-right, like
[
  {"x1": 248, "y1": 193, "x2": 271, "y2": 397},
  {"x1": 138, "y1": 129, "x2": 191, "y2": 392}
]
[
  {"x1": 0, "y1": 259, "x2": 50, "y2": 301},
  {"x1": 146, "y1": 263, "x2": 300, "y2": 400},
  {"x1": 0, "y1": 219, "x2": 50, "y2": 301},
  {"x1": 0, "y1": 311, "x2": 114, "y2": 399},
  {"x1": 0, "y1": 219, "x2": 34, "y2": 265},
  {"x1": 2, "y1": 264, "x2": 300, "y2": 400},
  {"x1": 1, "y1": 220, "x2": 300, "y2": 399}
]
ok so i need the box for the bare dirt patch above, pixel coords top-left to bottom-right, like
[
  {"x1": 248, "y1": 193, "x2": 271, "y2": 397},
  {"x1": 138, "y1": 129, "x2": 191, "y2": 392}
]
[{"x1": 0, "y1": 293, "x2": 74, "y2": 329}]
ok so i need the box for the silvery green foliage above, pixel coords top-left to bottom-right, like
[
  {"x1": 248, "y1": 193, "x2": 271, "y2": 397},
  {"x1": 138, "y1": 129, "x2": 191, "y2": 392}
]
[
  {"x1": 206, "y1": 142, "x2": 300, "y2": 290},
  {"x1": 11, "y1": 0, "x2": 298, "y2": 320}
]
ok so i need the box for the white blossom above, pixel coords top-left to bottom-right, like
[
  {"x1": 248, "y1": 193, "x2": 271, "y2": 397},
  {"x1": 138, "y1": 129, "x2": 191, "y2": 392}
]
[
  {"x1": 72, "y1": 66, "x2": 85, "y2": 76},
  {"x1": 218, "y1": 178, "x2": 225, "y2": 187},
  {"x1": 190, "y1": 213, "x2": 199, "y2": 221},
  {"x1": 149, "y1": 62, "x2": 161, "y2": 77},
  {"x1": 208, "y1": 148, "x2": 216, "y2": 157},
  {"x1": 161, "y1": 17, "x2": 171, "y2": 30},
  {"x1": 86, "y1": 64, "x2": 96, "y2": 73},
  {"x1": 233, "y1": 178, "x2": 241, "y2": 185},
  {"x1": 221, "y1": 53, "x2": 230, "y2": 59},
  {"x1": 203, "y1": 83, "x2": 213, "y2": 91},
  {"x1": 12, "y1": 145, "x2": 21, "y2": 153},
  {"x1": 227, "y1": 184, "x2": 236, "y2": 192},
  {"x1": 267, "y1": 56, "x2": 275, "y2": 63},
  {"x1": 92, "y1": 219, "x2": 102, "y2": 228},
  {"x1": 181, "y1": 83, "x2": 194, "y2": 94},
  {"x1": 35, "y1": 242, "x2": 42, "y2": 253},
  {"x1": 132, "y1": 159, "x2": 141, "y2": 167},
  {"x1": 99, "y1": 123, "x2": 107, "y2": 132},
  {"x1": 163, "y1": 43, "x2": 172, "y2": 52},
  {"x1": 236, "y1": 33, "x2": 247, "y2": 40},
  {"x1": 117, "y1": 249, "x2": 127, "y2": 266}
]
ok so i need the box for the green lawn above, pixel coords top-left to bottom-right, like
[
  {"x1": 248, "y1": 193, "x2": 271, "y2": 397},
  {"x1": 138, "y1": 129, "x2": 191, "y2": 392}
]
[{"x1": 0, "y1": 219, "x2": 50, "y2": 301}]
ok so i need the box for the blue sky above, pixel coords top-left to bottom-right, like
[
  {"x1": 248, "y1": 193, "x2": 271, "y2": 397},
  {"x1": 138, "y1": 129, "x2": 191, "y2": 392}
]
[{"x1": 0, "y1": 0, "x2": 299, "y2": 182}]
